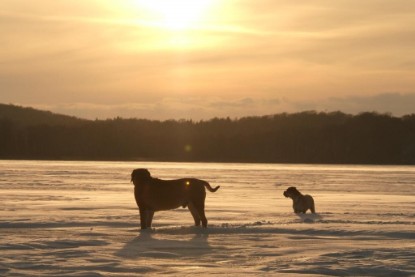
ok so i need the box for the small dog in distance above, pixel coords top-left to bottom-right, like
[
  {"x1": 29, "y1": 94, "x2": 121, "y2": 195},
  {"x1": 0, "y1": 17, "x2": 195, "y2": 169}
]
[{"x1": 283, "y1": 187, "x2": 315, "y2": 214}]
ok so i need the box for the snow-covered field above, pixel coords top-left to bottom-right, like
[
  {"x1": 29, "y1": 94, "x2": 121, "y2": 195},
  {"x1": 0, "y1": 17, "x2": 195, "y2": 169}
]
[{"x1": 0, "y1": 160, "x2": 414, "y2": 276}]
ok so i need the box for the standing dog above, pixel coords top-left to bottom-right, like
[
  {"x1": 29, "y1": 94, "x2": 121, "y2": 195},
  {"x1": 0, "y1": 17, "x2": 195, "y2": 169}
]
[
  {"x1": 131, "y1": 168, "x2": 220, "y2": 229},
  {"x1": 283, "y1": 187, "x2": 315, "y2": 214}
]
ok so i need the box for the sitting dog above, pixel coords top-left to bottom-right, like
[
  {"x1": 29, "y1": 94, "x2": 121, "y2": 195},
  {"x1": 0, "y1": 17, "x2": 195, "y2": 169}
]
[
  {"x1": 131, "y1": 168, "x2": 220, "y2": 229},
  {"x1": 283, "y1": 187, "x2": 315, "y2": 213}
]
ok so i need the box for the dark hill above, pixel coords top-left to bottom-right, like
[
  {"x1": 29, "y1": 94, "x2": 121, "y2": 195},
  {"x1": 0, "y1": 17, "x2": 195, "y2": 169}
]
[
  {"x1": 0, "y1": 103, "x2": 87, "y2": 127},
  {"x1": 1, "y1": 103, "x2": 415, "y2": 164}
]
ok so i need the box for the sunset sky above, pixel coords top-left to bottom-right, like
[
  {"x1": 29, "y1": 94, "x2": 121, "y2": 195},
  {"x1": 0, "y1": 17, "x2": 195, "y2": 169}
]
[{"x1": 1, "y1": 0, "x2": 415, "y2": 120}]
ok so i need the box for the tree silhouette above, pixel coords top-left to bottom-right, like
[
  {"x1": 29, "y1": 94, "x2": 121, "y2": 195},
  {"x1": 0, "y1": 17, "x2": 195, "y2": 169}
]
[{"x1": 1, "y1": 105, "x2": 415, "y2": 165}]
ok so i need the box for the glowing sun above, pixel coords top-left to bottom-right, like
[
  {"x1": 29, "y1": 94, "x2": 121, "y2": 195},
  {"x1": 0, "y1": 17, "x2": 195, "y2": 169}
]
[{"x1": 135, "y1": 0, "x2": 215, "y2": 30}]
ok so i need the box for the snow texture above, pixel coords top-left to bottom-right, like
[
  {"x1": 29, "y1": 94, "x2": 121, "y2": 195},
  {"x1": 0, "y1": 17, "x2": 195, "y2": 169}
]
[{"x1": 0, "y1": 160, "x2": 414, "y2": 276}]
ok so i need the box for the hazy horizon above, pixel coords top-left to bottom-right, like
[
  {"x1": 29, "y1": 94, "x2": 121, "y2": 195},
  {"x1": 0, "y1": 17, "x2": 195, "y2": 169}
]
[{"x1": 1, "y1": 1, "x2": 415, "y2": 120}]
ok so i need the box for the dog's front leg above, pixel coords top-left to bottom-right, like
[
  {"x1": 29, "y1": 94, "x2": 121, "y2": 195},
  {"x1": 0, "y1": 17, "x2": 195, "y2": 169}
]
[
  {"x1": 139, "y1": 206, "x2": 148, "y2": 229},
  {"x1": 146, "y1": 210, "x2": 154, "y2": 228}
]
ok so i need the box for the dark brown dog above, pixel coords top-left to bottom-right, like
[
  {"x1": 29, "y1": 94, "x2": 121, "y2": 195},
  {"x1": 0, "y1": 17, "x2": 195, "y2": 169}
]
[
  {"x1": 131, "y1": 168, "x2": 220, "y2": 229},
  {"x1": 283, "y1": 187, "x2": 315, "y2": 214}
]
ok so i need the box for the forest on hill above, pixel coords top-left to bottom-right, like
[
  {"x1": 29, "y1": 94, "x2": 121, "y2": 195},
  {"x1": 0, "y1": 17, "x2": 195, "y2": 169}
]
[{"x1": 1, "y1": 104, "x2": 415, "y2": 164}]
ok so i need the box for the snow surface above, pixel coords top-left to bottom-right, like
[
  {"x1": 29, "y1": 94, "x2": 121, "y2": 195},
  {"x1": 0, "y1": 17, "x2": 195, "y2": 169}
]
[{"x1": 0, "y1": 160, "x2": 414, "y2": 276}]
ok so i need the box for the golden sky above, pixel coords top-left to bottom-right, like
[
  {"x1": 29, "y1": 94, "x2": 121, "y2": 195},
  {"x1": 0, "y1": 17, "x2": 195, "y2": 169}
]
[{"x1": 1, "y1": 0, "x2": 415, "y2": 119}]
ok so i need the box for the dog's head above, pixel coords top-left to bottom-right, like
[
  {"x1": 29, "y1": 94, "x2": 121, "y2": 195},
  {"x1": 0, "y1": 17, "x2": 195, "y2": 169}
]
[
  {"x1": 131, "y1": 168, "x2": 152, "y2": 186},
  {"x1": 283, "y1": 186, "x2": 301, "y2": 198}
]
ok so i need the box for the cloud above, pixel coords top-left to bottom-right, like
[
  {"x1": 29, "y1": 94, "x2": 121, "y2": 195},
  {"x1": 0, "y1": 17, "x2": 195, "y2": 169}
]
[
  {"x1": 26, "y1": 97, "x2": 261, "y2": 120},
  {"x1": 326, "y1": 93, "x2": 415, "y2": 116},
  {"x1": 1, "y1": 1, "x2": 415, "y2": 120},
  {"x1": 283, "y1": 93, "x2": 415, "y2": 116},
  {"x1": 24, "y1": 92, "x2": 415, "y2": 121}
]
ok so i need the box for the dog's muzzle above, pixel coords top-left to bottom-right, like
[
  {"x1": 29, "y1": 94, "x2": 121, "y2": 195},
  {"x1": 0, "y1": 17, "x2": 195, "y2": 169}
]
[{"x1": 283, "y1": 191, "x2": 289, "y2": 197}]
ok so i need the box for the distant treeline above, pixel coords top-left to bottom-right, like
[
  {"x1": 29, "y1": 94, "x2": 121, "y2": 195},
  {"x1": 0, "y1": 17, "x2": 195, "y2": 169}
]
[{"x1": 1, "y1": 108, "x2": 415, "y2": 164}]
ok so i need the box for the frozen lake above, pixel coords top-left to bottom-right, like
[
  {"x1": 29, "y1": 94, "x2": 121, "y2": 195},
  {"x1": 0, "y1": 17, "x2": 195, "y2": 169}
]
[{"x1": 0, "y1": 160, "x2": 414, "y2": 276}]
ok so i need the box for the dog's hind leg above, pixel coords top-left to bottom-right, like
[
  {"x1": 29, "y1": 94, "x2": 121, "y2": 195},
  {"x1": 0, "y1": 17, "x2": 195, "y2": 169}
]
[
  {"x1": 188, "y1": 202, "x2": 201, "y2": 226},
  {"x1": 310, "y1": 202, "x2": 316, "y2": 213},
  {"x1": 193, "y1": 201, "x2": 208, "y2": 227}
]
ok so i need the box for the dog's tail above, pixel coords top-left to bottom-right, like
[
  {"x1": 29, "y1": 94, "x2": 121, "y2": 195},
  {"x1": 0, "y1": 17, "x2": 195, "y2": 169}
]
[{"x1": 204, "y1": 182, "x2": 220, "y2": 192}]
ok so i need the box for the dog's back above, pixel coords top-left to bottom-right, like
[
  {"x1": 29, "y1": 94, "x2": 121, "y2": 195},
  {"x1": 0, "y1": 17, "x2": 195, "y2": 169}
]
[{"x1": 135, "y1": 176, "x2": 217, "y2": 211}]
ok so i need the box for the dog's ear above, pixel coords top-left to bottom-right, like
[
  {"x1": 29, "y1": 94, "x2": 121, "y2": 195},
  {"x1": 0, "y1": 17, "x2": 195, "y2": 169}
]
[
  {"x1": 131, "y1": 168, "x2": 152, "y2": 183},
  {"x1": 141, "y1": 169, "x2": 151, "y2": 181},
  {"x1": 287, "y1": 186, "x2": 299, "y2": 194}
]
